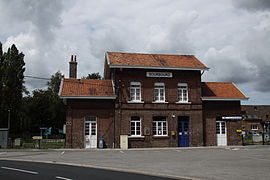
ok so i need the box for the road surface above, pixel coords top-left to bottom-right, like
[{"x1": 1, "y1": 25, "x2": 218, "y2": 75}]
[{"x1": 0, "y1": 160, "x2": 178, "y2": 180}]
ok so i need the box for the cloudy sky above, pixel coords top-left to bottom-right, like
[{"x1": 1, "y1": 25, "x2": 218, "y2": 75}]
[{"x1": 0, "y1": 0, "x2": 270, "y2": 104}]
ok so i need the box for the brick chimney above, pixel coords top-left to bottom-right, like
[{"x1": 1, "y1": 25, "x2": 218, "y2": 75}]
[{"x1": 69, "y1": 55, "x2": 77, "y2": 79}]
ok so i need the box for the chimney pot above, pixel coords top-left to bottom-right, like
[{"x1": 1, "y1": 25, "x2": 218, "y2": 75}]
[
  {"x1": 69, "y1": 54, "x2": 77, "y2": 78},
  {"x1": 71, "y1": 55, "x2": 73, "y2": 62}
]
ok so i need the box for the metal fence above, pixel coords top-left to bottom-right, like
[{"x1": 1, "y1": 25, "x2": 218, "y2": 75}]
[{"x1": 243, "y1": 132, "x2": 270, "y2": 145}]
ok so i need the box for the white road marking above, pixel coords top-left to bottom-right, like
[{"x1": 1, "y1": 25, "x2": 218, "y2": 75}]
[
  {"x1": 1, "y1": 166, "x2": 38, "y2": 174},
  {"x1": 120, "y1": 151, "x2": 124, "y2": 153},
  {"x1": 0, "y1": 152, "x2": 7, "y2": 155},
  {"x1": 56, "y1": 176, "x2": 73, "y2": 180},
  {"x1": 61, "y1": 151, "x2": 65, "y2": 155}
]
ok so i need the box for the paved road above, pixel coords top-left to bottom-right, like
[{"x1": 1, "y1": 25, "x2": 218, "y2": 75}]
[
  {"x1": 1, "y1": 146, "x2": 270, "y2": 180},
  {"x1": 0, "y1": 160, "x2": 177, "y2": 180}
]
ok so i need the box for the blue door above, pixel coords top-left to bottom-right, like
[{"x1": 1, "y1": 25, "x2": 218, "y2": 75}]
[{"x1": 178, "y1": 117, "x2": 189, "y2": 147}]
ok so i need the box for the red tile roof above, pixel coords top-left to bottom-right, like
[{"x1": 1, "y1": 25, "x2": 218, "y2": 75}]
[
  {"x1": 59, "y1": 78, "x2": 115, "y2": 98},
  {"x1": 106, "y1": 52, "x2": 208, "y2": 70},
  {"x1": 202, "y1": 82, "x2": 248, "y2": 100}
]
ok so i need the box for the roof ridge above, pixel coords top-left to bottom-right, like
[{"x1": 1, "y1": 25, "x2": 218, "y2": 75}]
[
  {"x1": 203, "y1": 82, "x2": 233, "y2": 83},
  {"x1": 107, "y1": 51, "x2": 195, "y2": 56}
]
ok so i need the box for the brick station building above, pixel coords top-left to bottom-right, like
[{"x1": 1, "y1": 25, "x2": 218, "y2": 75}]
[{"x1": 59, "y1": 52, "x2": 248, "y2": 148}]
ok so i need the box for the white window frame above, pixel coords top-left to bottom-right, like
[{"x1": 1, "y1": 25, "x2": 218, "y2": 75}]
[
  {"x1": 178, "y1": 83, "x2": 188, "y2": 102},
  {"x1": 154, "y1": 82, "x2": 165, "y2": 102},
  {"x1": 130, "y1": 82, "x2": 141, "y2": 102},
  {"x1": 153, "y1": 117, "x2": 168, "y2": 136},
  {"x1": 130, "y1": 116, "x2": 141, "y2": 136},
  {"x1": 251, "y1": 124, "x2": 258, "y2": 130}
]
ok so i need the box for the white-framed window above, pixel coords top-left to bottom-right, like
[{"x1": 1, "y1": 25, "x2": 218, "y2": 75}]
[
  {"x1": 154, "y1": 83, "x2": 165, "y2": 102},
  {"x1": 130, "y1": 82, "x2": 141, "y2": 102},
  {"x1": 251, "y1": 124, "x2": 258, "y2": 130},
  {"x1": 178, "y1": 83, "x2": 188, "y2": 102},
  {"x1": 131, "y1": 116, "x2": 141, "y2": 136},
  {"x1": 153, "y1": 116, "x2": 167, "y2": 136}
]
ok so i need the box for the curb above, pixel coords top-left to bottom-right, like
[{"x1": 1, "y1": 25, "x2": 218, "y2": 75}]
[
  {"x1": 0, "y1": 158, "x2": 201, "y2": 180},
  {"x1": 0, "y1": 145, "x2": 250, "y2": 152}
]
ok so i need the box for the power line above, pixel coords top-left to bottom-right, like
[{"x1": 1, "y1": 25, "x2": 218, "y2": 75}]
[
  {"x1": 3, "y1": 75, "x2": 111, "y2": 87},
  {"x1": 24, "y1": 75, "x2": 50, "y2": 80}
]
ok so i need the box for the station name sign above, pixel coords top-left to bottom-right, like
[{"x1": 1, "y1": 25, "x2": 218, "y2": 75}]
[
  {"x1": 222, "y1": 116, "x2": 242, "y2": 120},
  {"x1": 146, "y1": 72, "x2": 172, "y2": 78}
]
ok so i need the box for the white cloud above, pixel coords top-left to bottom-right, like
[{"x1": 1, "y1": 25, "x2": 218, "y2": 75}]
[{"x1": 1, "y1": 0, "x2": 270, "y2": 104}]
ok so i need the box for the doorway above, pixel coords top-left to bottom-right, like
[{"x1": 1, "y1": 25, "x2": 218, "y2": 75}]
[
  {"x1": 178, "y1": 116, "x2": 189, "y2": 147},
  {"x1": 216, "y1": 121, "x2": 227, "y2": 146},
  {"x1": 85, "y1": 116, "x2": 97, "y2": 148}
]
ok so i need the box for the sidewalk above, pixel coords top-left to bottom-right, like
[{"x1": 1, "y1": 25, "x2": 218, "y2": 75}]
[{"x1": 1, "y1": 146, "x2": 270, "y2": 180}]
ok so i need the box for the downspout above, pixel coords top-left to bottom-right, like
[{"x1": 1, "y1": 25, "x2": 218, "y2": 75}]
[
  {"x1": 201, "y1": 70, "x2": 205, "y2": 146},
  {"x1": 112, "y1": 68, "x2": 116, "y2": 148}
]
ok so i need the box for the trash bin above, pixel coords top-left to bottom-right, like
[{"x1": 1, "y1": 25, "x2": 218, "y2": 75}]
[{"x1": 98, "y1": 138, "x2": 104, "y2": 149}]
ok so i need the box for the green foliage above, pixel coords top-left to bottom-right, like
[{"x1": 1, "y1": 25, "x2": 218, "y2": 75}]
[
  {"x1": 0, "y1": 44, "x2": 25, "y2": 134},
  {"x1": 82, "y1": 72, "x2": 102, "y2": 79},
  {"x1": 0, "y1": 43, "x2": 65, "y2": 139},
  {"x1": 21, "y1": 89, "x2": 65, "y2": 134},
  {"x1": 47, "y1": 71, "x2": 64, "y2": 95}
]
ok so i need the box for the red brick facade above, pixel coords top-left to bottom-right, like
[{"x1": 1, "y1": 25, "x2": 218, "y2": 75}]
[
  {"x1": 203, "y1": 101, "x2": 242, "y2": 146},
  {"x1": 60, "y1": 52, "x2": 247, "y2": 148},
  {"x1": 65, "y1": 99, "x2": 115, "y2": 148}
]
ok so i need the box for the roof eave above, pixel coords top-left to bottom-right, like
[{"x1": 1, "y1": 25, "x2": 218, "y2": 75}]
[
  {"x1": 109, "y1": 65, "x2": 209, "y2": 71},
  {"x1": 60, "y1": 96, "x2": 116, "y2": 100},
  {"x1": 202, "y1": 97, "x2": 249, "y2": 101}
]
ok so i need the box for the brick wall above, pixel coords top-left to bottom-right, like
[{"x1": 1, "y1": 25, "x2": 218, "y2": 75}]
[
  {"x1": 113, "y1": 68, "x2": 202, "y2": 104},
  {"x1": 113, "y1": 109, "x2": 203, "y2": 148},
  {"x1": 65, "y1": 99, "x2": 115, "y2": 148},
  {"x1": 203, "y1": 101, "x2": 242, "y2": 146},
  {"x1": 110, "y1": 68, "x2": 204, "y2": 148}
]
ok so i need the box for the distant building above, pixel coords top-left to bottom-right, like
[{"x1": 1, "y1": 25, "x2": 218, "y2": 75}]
[
  {"x1": 59, "y1": 52, "x2": 248, "y2": 148},
  {"x1": 241, "y1": 105, "x2": 270, "y2": 133}
]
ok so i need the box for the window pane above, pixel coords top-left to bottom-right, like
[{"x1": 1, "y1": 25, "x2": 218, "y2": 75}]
[
  {"x1": 221, "y1": 122, "x2": 226, "y2": 134},
  {"x1": 153, "y1": 122, "x2": 156, "y2": 135},
  {"x1": 163, "y1": 122, "x2": 167, "y2": 135},
  {"x1": 131, "y1": 116, "x2": 141, "y2": 135},
  {"x1": 154, "y1": 89, "x2": 159, "y2": 100},
  {"x1": 153, "y1": 117, "x2": 167, "y2": 135},
  {"x1": 130, "y1": 82, "x2": 141, "y2": 101},
  {"x1": 131, "y1": 116, "x2": 140, "y2": 121},
  {"x1": 91, "y1": 123, "x2": 96, "y2": 135},
  {"x1": 216, "y1": 122, "x2": 220, "y2": 134}
]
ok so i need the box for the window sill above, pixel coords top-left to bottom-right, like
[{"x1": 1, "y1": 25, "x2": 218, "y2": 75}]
[
  {"x1": 127, "y1": 101, "x2": 144, "y2": 104},
  {"x1": 129, "y1": 135, "x2": 145, "y2": 138},
  {"x1": 152, "y1": 101, "x2": 168, "y2": 104},
  {"x1": 176, "y1": 101, "x2": 191, "y2": 104}
]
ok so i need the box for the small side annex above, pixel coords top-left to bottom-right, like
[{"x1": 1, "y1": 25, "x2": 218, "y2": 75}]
[
  {"x1": 60, "y1": 78, "x2": 116, "y2": 148},
  {"x1": 202, "y1": 82, "x2": 248, "y2": 146}
]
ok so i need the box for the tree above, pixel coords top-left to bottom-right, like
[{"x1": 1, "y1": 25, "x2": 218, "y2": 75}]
[
  {"x1": 0, "y1": 42, "x2": 4, "y2": 127},
  {"x1": 82, "y1": 72, "x2": 102, "y2": 79},
  {"x1": 21, "y1": 89, "x2": 65, "y2": 134},
  {"x1": 21, "y1": 71, "x2": 66, "y2": 136},
  {"x1": 47, "y1": 71, "x2": 64, "y2": 96},
  {"x1": 0, "y1": 44, "x2": 25, "y2": 135}
]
